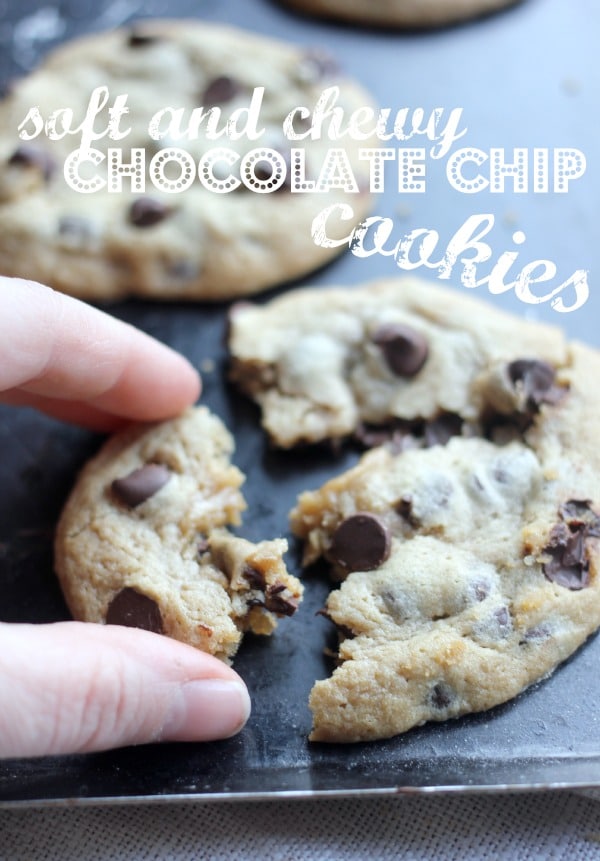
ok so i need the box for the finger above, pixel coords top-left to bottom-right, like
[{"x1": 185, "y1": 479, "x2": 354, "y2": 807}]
[
  {"x1": 0, "y1": 390, "x2": 131, "y2": 432},
  {"x1": 0, "y1": 622, "x2": 251, "y2": 758},
  {"x1": 0, "y1": 278, "x2": 201, "y2": 422}
]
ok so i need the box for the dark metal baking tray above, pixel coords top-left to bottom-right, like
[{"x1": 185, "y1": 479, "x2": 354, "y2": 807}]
[{"x1": 0, "y1": 0, "x2": 599, "y2": 805}]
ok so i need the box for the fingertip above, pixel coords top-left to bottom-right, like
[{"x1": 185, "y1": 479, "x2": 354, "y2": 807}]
[
  {"x1": 160, "y1": 678, "x2": 251, "y2": 743},
  {"x1": 0, "y1": 623, "x2": 250, "y2": 757}
]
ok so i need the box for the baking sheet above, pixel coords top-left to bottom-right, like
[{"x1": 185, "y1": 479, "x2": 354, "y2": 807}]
[{"x1": 1, "y1": 0, "x2": 599, "y2": 805}]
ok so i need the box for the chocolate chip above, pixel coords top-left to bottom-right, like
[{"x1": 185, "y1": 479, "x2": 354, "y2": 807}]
[
  {"x1": 295, "y1": 49, "x2": 340, "y2": 83},
  {"x1": 560, "y1": 499, "x2": 600, "y2": 537},
  {"x1": 429, "y1": 682, "x2": 454, "y2": 710},
  {"x1": 520, "y1": 624, "x2": 552, "y2": 645},
  {"x1": 202, "y1": 76, "x2": 242, "y2": 106},
  {"x1": 372, "y1": 323, "x2": 429, "y2": 378},
  {"x1": 129, "y1": 197, "x2": 172, "y2": 228},
  {"x1": 424, "y1": 413, "x2": 463, "y2": 447},
  {"x1": 330, "y1": 512, "x2": 391, "y2": 573},
  {"x1": 395, "y1": 494, "x2": 415, "y2": 523},
  {"x1": 8, "y1": 145, "x2": 55, "y2": 181},
  {"x1": 471, "y1": 579, "x2": 491, "y2": 602},
  {"x1": 316, "y1": 609, "x2": 355, "y2": 640},
  {"x1": 243, "y1": 564, "x2": 266, "y2": 591},
  {"x1": 106, "y1": 587, "x2": 163, "y2": 633},
  {"x1": 379, "y1": 588, "x2": 410, "y2": 623},
  {"x1": 493, "y1": 606, "x2": 512, "y2": 638},
  {"x1": 264, "y1": 582, "x2": 299, "y2": 616},
  {"x1": 127, "y1": 28, "x2": 162, "y2": 47},
  {"x1": 542, "y1": 500, "x2": 600, "y2": 590},
  {"x1": 111, "y1": 464, "x2": 171, "y2": 508},
  {"x1": 508, "y1": 359, "x2": 565, "y2": 412},
  {"x1": 542, "y1": 524, "x2": 590, "y2": 590}
]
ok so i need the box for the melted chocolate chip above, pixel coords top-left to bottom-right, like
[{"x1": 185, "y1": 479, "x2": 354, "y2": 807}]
[
  {"x1": 395, "y1": 494, "x2": 415, "y2": 524},
  {"x1": 542, "y1": 524, "x2": 590, "y2": 590},
  {"x1": 264, "y1": 582, "x2": 298, "y2": 616},
  {"x1": 330, "y1": 512, "x2": 391, "y2": 573},
  {"x1": 354, "y1": 413, "x2": 463, "y2": 452},
  {"x1": 493, "y1": 606, "x2": 512, "y2": 638},
  {"x1": 508, "y1": 359, "x2": 564, "y2": 412},
  {"x1": 317, "y1": 609, "x2": 355, "y2": 640},
  {"x1": 8, "y1": 145, "x2": 55, "y2": 181},
  {"x1": 520, "y1": 624, "x2": 552, "y2": 645},
  {"x1": 429, "y1": 682, "x2": 455, "y2": 710},
  {"x1": 424, "y1": 413, "x2": 463, "y2": 447},
  {"x1": 127, "y1": 29, "x2": 163, "y2": 47},
  {"x1": 471, "y1": 579, "x2": 491, "y2": 602},
  {"x1": 541, "y1": 499, "x2": 600, "y2": 589},
  {"x1": 243, "y1": 564, "x2": 266, "y2": 591},
  {"x1": 106, "y1": 587, "x2": 163, "y2": 633},
  {"x1": 129, "y1": 197, "x2": 172, "y2": 228},
  {"x1": 372, "y1": 323, "x2": 429, "y2": 378},
  {"x1": 202, "y1": 75, "x2": 242, "y2": 106},
  {"x1": 111, "y1": 464, "x2": 171, "y2": 508},
  {"x1": 197, "y1": 538, "x2": 210, "y2": 555},
  {"x1": 560, "y1": 499, "x2": 600, "y2": 537}
]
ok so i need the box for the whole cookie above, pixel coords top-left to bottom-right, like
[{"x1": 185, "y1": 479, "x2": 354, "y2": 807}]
[
  {"x1": 228, "y1": 277, "x2": 568, "y2": 448},
  {"x1": 55, "y1": 407, "x2": 303, "y2": 663},
  {"x1": 0, "y1": 21, "x2": 374, "y2": 301},
  {"x1": 278, "y1": 0, "x2": 521, "y2": 28},
  {"x1": 232, "y1": 275, "x2": 599, "y2": 741}
]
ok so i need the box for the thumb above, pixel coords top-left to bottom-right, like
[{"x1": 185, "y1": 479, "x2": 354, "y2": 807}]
[{"x1": 0, "y1": 621, "x2": 251, "y2": 758}]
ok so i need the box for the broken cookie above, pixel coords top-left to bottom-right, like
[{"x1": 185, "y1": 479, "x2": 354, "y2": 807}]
[
  {"x1": 228, "y1": 278, "x2": 569, "y2": 449},
  {"x1": 54, "y1": 407, "x2": 302, "y2": 663},
  {"x1": 271, "y1": 282, "x2": 600, "y2": 742}
]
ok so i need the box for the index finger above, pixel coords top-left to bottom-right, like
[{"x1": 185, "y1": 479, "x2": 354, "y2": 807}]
[{"x1": 0, "y1": 278, "x2": 201, "y2": 426}]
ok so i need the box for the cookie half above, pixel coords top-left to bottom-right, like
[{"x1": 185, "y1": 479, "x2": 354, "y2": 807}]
[
  {"x1": 288, "y1": 324, "x2": 600, "y2": 740},
  {"x1": 0, "y1": 21, "x2": 374, "y2": 301},
  {"x1": 55, "y1": 407, "x2": 303, "y2": 663},
  {"x1": 228, "y1": 277, "x2": 568, "y2": 448},
  {"x1": 277, "y1": 0, "x2": 521, "y2": 28}
]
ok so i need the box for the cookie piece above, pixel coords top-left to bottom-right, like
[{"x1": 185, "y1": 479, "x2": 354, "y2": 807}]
[
  {"x1": 277, "y1": 0, "x2": 521, "y2": 28},
  {"x1": 228, "y1": 277, "x2": 568, "y2": 448},
  {"x1": 55, "y1": 407, "x2": 303, "y2": 663},
  {"x1": 290, "y1": 339, "x2": 600, "y2": 742},
  {"x1": 0, "y1": 21, "x2": 374, "y2": 301}
]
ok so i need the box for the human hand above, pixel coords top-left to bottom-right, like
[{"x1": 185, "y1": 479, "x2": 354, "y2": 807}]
[{"x1": 0, "y1": 277, "x2": 251, "y2": 757}]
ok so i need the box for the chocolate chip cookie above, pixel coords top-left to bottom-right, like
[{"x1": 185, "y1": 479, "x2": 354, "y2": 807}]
[
  {"x1": 277, "y1": 0, "x2": 521, "y2": 28},
  {"x1": 55, "y1": 407, "x2": 303, "y2": 663},
  {"x1": 0, "y1": 21, "x2": 374, "y2": 301},
  {"x1": 228, "y1": 277, "x2": 568, "y2": 448},
  {"x1": 281, "y1": 285, "x2": 600, "y2": 740}
]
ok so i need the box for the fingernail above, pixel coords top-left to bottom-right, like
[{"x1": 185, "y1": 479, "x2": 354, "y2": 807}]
[{"x1": 162, "y1": 680, "x2": 251, "y2": 742}]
